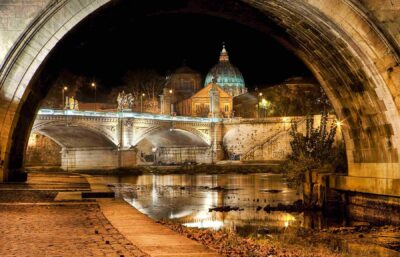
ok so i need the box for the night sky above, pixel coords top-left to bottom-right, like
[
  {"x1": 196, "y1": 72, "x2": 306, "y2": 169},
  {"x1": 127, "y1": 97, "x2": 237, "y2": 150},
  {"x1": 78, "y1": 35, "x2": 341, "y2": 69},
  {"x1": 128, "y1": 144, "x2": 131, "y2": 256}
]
[{"x1": 41, "y1": 0, "x2": 312, "y2": 96}]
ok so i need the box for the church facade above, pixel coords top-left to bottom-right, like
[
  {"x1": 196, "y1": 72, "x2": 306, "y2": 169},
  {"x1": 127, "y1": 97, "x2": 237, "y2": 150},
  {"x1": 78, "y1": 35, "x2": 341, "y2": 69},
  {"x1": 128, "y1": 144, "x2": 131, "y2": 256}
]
[{"x1": 176, "y1": 82, "x2": 233, "y2": 117}]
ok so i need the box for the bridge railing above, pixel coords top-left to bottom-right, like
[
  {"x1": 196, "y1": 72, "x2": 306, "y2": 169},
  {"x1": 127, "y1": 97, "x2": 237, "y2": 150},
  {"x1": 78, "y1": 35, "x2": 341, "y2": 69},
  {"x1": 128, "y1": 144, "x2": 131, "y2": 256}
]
[
  {"x1": 38, "y1": 109, "x2": 222, "y2": 123},
  {"x1": 223, "y1": 116, "x2": 305, "y2": 124}
]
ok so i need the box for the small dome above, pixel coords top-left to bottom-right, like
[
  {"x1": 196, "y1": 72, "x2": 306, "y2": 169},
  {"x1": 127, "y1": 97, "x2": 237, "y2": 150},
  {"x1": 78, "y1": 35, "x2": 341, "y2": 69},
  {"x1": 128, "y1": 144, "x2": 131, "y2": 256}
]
[
  {"x1": 204, "y1": 44, "x2": 247, "y2": 97},
  {"x1": 174, "y1": 65, "x2": 199, "y2": 75}
]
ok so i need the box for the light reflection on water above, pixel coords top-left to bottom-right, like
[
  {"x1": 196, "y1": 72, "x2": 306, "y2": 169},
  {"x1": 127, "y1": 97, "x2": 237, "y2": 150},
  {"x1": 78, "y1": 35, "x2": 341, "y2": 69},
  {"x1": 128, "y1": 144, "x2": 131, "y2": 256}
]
[
  {"x1": 96, "y1": 173, "x2": 306, "y2": 232},
  {"x1": 93, "y1": 173, "x2": 400, "y2": 256}
]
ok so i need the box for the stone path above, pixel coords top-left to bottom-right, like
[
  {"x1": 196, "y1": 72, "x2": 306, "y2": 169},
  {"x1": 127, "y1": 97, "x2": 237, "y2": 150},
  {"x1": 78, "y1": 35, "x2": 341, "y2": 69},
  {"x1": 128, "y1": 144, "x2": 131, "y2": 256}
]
[
  {"x1": 86, "y1": 175, "x2": 220, "y2": 257},
  {"x1": 0, "y1": 204, "x2": 147, "y2": 257},
  {"x1": 0, "y1": 172, "x2": 220, "y2": 257},
  {"x1": 0, "y1": 172, "x2": 147, "y2": 257},
  {"x1": 98, "y1": 199, "x2": 220, "y2": 257}
]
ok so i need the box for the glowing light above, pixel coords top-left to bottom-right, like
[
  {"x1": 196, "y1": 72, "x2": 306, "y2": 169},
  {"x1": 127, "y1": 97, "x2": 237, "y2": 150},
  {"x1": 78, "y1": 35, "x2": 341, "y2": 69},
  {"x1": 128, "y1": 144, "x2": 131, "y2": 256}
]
[
  {"x1": 282, "y1": 117, "x2": 290, "y2": 123},
  {"x1": 195, "y1": 211, "x2": 211, "y2": 220},
  {"x1": 169, "y1": 210, "x2": 193, "y2": 219},
  {"x1": 91, "y1": 82, "x2": 96, "y2": 87},
  {"x1": 335, "y1": 120, "x2": 342, "y2": 127},
  {"x1": 169, "y1": 89, "x2": 173, "y2": 94},
  {"x1": 283, "y1": 213, "x2": 296, "y2": 228},
  {"x1": 63, "y1": 86, "x2": 68, "y2": 91},
  {"x1": 183, "y1": 220, "x2": 224, "y2": 230},
  {"x1": 258, "y1": 92, "x2": 263, "y2": 96},
  {"x1": 142, "y1": 93, "x2": 145, "y2": 97}
]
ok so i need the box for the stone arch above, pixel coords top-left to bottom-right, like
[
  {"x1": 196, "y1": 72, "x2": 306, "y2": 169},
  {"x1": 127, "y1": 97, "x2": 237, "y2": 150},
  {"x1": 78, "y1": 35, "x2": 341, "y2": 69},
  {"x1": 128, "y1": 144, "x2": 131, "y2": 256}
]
[
  {"x1": 0, "y1": 0, "x2": 399, "y2": 183},
  {"x1": 32, "y1": 118, "x2": 118, "y2": 146},
  {"x1": 33, "y1": 124, "x2": 117, "y2": 149},
  {"x1": 172, "y1": 124, "x2": 211, "y2": 145},
  {"x1": 132, "y1": 125, "x2": 210, "y2": 147}
]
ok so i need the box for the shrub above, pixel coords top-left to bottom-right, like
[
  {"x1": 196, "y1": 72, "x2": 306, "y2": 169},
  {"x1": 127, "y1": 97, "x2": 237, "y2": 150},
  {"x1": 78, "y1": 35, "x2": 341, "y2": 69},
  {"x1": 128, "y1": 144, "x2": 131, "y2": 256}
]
[{"x1": 284, "y1": 111, "x2": 346, "y2": 186}]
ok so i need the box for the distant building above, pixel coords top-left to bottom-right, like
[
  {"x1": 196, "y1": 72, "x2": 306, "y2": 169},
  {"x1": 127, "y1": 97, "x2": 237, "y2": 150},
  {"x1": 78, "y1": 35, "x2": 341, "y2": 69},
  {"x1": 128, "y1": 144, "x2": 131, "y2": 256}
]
[
  {"x1": 168, "y1": 65, "x2": 202, "y2": 104},
  {"x1": 175, "y1": 82, "x2": 233, "y2": 118},
  {"x1": 161, "y1": 44, "x2": 242, "y2": 117},
  {"x1": 204, "y1": 44, "x2": 247, "y2": 97}
]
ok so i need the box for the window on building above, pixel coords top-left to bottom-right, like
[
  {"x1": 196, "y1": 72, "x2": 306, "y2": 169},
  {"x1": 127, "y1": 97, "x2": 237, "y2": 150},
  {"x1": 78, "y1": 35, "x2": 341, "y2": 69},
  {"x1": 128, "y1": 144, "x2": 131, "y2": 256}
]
[
  {"x1": 205, "y1": 103, "x2": 210, "y2": 112},
  {"x1": 195, "y1": 103, "x2": 200, "y2": 113},
  {"x1": 182, "y1": 79, "x2": 194, "y2": 89},
  {"x1": 224, "y1": 103, "x2": 229, "y2": 112}
]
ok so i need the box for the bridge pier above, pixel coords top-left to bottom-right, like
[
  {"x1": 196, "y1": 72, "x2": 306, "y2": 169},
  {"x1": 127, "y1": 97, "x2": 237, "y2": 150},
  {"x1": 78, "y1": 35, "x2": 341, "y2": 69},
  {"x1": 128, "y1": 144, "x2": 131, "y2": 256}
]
[{"x1": 61, "y1": 147, "x2": 137, "y2": 171}]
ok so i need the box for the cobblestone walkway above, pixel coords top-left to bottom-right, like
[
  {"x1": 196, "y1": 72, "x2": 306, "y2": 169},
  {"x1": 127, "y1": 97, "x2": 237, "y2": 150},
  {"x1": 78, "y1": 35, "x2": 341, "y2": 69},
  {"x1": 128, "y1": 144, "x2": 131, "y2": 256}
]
[
  {"x1": 0, "y1": 172, "x2": 148, "y2": 257},
  {"x1": 0, "y1": 204, "x2": 148, "y2": 257}
]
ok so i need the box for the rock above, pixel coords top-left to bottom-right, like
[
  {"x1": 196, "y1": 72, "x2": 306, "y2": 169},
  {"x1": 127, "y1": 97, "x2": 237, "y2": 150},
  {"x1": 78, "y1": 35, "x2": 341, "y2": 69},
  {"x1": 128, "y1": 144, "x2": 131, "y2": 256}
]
[
  {"x1": 257, "y1": 227, "x2": 270, "y2": 234},
  {"x1": 209, "y1": 206, "x2": 243, "y2": 212},
  {"x1": 260, "y1": 189, "x2": 283, "y2": 193}
]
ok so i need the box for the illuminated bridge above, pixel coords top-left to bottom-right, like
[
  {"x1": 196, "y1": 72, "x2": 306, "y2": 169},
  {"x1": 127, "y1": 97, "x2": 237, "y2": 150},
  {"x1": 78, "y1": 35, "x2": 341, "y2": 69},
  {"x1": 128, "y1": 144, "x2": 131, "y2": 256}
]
[{"x1": 31, "y1": 108, "x2": 304, "y2": 170}]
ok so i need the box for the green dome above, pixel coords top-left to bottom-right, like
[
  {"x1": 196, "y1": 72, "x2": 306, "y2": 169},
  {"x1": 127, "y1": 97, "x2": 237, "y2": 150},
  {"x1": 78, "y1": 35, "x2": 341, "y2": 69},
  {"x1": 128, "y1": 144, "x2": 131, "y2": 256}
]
[{"x1": 204, "y1": 44, "x2": 247, "y2": 97}]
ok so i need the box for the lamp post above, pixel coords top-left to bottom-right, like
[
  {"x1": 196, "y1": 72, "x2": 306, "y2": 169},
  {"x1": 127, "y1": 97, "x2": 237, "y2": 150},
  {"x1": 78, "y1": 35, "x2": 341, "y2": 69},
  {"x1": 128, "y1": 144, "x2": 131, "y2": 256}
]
[
  {"x1": 258, "y1": 92, "x2": 263, "y2": 119},
  {"x1": 62, "y1": 86, "x2": 68, "y2": 109},
  {"x1": 140, "y1": 93, "x2": 145, "y2": 113},
  {"x1": 169, "y1": 89, "x2": 173, "y2": 115},
  {"x1": 91, "y1": 82, "x2": 97, "y2": 111}
]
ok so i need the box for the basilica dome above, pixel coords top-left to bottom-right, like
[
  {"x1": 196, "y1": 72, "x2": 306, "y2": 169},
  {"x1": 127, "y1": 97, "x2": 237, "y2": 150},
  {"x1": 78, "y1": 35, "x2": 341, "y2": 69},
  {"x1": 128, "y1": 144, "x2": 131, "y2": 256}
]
[{"x1": 204, "y1": 44, "x2": 247, "y2": 97}]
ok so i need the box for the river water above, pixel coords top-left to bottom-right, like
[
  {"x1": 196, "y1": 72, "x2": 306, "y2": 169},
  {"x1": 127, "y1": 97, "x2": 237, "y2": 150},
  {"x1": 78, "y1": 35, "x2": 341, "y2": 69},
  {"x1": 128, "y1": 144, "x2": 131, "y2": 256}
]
[
  {"x1": 95, "y1": 172, "x2": 400, "y2": 256},
  {"x1": 98, "y1": 173, "x2": 344, "y2": 232}
]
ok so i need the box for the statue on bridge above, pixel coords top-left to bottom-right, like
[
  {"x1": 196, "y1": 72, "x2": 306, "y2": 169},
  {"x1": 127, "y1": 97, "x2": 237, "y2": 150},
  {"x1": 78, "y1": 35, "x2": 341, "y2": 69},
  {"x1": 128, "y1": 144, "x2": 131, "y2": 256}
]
[{"x1": 117, "y1": 91, "x2": 134, "y2": 111}]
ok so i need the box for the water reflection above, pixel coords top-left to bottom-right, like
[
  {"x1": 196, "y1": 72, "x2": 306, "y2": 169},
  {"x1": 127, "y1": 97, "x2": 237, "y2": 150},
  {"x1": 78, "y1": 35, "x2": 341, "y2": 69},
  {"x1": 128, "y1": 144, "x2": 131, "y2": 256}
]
[
  {"x1": 93, "y1": 173, "x2": 400, "y2": 256},
  {"x1": 96, "y1": 173, "x2": 308, "y2": 233}
]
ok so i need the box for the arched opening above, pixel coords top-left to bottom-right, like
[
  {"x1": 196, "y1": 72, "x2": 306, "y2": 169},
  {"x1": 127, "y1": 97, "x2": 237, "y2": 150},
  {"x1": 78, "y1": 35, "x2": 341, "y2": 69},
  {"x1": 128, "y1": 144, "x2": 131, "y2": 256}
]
[
  {"x1": 29, "y1": 124, "x2": 120, "y2": 171},
  {"x1": 25, "y1": 132, "x2": 62, "y2": 168},
  {"x1": 0, "y1": 0, "x2": 398, "y2": 202},
  {"x1": 135, "y1": 128, "x2": 210, "y2": 165}
]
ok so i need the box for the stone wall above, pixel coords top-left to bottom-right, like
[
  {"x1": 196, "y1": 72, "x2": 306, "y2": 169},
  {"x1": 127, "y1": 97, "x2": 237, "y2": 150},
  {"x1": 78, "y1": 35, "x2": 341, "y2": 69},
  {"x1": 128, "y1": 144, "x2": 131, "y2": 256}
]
[
  {"x1": 359, "y1": 0, "x2": 400, "y2": 50},
  {"x1": 25, "y1": 133, "x2": 61, "y2": 167},
  {"x1": 223, "y1": 118, "x2": 293, "y2": 161},
  {"x1": 61, "y1": 147, "x2": 136, "y2": 171},
  {"x1": 223, "y1": 115, "x2": 342, "y2": 161},
  {"x1": 0, "y1": 0, "x2": 51, "y2": 64}
]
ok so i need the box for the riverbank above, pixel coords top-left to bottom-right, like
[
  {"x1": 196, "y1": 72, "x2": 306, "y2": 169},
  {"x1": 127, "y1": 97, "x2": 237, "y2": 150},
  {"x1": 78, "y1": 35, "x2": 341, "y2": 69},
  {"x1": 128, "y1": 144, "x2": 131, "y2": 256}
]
[
  {"x1": 27, "y1": 162, "x2": 283, "y2": 176},
  {"x1": 160, "y1": 220, "x2": 400, "y2": 257}
]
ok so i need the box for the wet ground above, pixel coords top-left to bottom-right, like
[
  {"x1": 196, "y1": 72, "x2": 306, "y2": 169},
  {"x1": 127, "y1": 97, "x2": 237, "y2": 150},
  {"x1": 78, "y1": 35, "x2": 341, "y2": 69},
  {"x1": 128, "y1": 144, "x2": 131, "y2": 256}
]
[{"x1": 94, "y1": 172, "x2": 400, "y2": 257}]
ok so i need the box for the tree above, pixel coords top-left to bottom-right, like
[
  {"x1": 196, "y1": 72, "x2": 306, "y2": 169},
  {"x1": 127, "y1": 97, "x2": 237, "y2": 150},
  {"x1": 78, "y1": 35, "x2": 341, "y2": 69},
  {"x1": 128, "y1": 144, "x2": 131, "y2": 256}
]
[
  {"x1": 284, "y1": 110, "x2": 339, "y2": 186},
  {"x1": 41, "y1": 70, "x2": 87, "y2": 108}
]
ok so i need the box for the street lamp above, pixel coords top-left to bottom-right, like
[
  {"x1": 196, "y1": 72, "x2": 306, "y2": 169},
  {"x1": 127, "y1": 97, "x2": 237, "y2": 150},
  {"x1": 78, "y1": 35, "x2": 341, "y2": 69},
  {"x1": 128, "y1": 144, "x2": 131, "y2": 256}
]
[
  {"x1": 91, "y1": 82, "x2": 97, "y2": 111},
  {"x1": 168, "y1": 89, "x2": 174, "y2": 115},
  {"x1": 257, "y1": 92, "x2": 263, "y2": 118},
  {"x1": 62, "y1": 86, "x2": 68, "y2": 109},
  {"x1": 140, "y1": 93, "x2": 145, "y2": 113}
]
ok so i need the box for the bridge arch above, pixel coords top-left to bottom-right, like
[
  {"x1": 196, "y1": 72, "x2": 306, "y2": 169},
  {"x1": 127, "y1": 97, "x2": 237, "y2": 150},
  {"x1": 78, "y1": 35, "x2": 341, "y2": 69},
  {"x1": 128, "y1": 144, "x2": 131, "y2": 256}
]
[
  {"x1": 133, "y1": 126, "x2": 210, "y2": 148},
  {"x1": 0, "y1": 0, "x2": 399, "y2": 182},
  {"x1": 32, "y1": 124, "x2": 117, "y2": 149},
  {"x1": 32, "y1": 118, "x2": 119, "y2": 146}
]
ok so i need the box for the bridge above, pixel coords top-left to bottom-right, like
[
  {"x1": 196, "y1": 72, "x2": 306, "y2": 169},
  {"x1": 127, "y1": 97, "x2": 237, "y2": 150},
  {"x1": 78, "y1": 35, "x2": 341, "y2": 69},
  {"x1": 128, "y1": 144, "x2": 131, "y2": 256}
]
[{"x1": 31, "y1": 108, "x2": 303, "y2": 170}]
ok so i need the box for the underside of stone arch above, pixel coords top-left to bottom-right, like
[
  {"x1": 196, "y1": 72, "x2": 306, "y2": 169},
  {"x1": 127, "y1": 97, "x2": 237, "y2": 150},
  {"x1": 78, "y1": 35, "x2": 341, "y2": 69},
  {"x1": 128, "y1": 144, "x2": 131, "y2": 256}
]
[{"x1": 0, "y1": 0, "x2": 399, "y2": 198}]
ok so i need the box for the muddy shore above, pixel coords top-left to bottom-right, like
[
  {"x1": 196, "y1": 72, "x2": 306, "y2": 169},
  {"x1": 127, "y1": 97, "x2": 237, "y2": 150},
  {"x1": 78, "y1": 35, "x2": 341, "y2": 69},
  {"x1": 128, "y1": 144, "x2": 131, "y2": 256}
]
[{"x1": 159, "y1": 220, "x2": 400, "y2": 257}]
